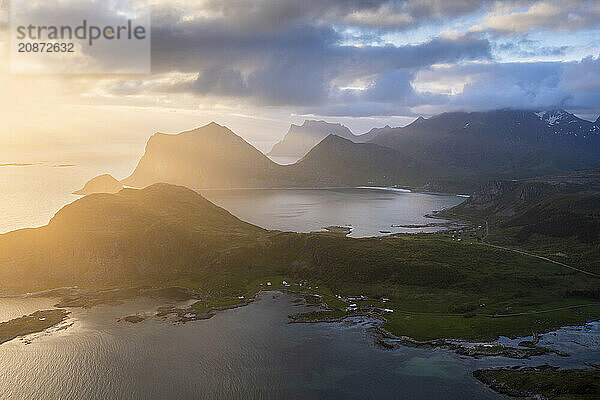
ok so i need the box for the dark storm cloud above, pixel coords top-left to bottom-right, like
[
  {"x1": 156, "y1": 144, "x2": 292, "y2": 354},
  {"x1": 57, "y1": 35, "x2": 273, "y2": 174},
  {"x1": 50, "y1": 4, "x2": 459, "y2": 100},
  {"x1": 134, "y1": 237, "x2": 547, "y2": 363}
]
[
  {"x1": 96, "y1": 0, "x2": 600, "y2": 116},
  {"x1": 150, "y1": 15, "x2": 491, "y2": 106}
]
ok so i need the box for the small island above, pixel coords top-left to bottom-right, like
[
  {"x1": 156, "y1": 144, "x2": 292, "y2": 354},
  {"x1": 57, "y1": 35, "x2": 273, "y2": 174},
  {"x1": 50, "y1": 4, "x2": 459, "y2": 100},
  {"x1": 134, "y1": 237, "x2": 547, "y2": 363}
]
[
  {"x1": 0, "y1": 309, "x2": 70, "y2": 345},
  {"x1": 73, "y1": 174, "x2": 123, "y2": 195}
]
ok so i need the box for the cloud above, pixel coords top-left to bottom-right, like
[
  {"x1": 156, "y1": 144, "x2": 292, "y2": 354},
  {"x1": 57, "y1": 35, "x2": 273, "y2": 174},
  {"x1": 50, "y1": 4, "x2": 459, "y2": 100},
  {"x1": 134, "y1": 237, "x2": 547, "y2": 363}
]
[
  {"x1": 7, "y1": 0, "x2": 598, "y2": 120},
  {"x1": 149, "y1": 14, "x2": 491, "y2": 106},
  {"x1": 412, "y1": 55, "x2": 600, "y2": 114},
  {"x1": 472, "y1": 0, "x2": 600, "y2": 35},
  {"x1": 494, "y1": 39, "x2": 571, "y2": 58},
  {"x1": 102, "y1": 0, "x2": 599, "y2": 117},
  {"x1": 155, "y1": 0, "x2": 485, "y2": 32}
]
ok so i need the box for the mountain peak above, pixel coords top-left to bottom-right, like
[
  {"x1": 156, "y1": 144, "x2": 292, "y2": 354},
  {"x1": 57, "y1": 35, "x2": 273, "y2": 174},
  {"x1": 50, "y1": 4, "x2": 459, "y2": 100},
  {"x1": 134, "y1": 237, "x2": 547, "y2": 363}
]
[
  {"x1": 268, "y1": 120, "x2": 355, "y2": 158},
  {"x1": 175, "y1": 122, "x2": 239, "y2": 139},
  {"x1": 535, "y1": 109, "x2": 573, "y2": 126},
  {"x1": 123, "y1": 123, "x2": 277, "y2": 189},
  {"x1": 302, "y1": 119, "x2": 343, "y2": 127},
  {"x1": 320, "y1": 133, "x2": 353, "y2": 145},
  {"x1": 195, "y1": 121, "x2": 225, "y2": 131}
]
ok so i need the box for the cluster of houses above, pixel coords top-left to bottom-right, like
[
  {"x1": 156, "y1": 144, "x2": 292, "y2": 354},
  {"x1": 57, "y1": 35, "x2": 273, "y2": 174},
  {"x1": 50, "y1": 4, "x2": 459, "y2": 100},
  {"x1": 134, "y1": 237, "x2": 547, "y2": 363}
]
[
  {"x1": 259, "y1": 280, "x2": 301, "y2": 288},
  {"x1": 345, "y1": 304, "x2": 394, "y2": 314},
  {"x1": 343, "y1": 295, "x2": 394, "y2": 314},
  {"x1": 254, "y1": 281, "x2": 396, "y2": 315}
]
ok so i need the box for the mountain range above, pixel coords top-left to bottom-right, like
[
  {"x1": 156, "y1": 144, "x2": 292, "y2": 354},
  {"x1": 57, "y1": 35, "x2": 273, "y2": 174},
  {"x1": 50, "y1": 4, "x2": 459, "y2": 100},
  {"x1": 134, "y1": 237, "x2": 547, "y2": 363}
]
[
  {"x1": 106, "y1": 109, "x2": 600, "y2": 194},
  {"x1": 122, "y1": 122, "x2": 429, "y2": 190},
  {"x1": 371, "y1": 109, "x2": 600, "y2": 179}
]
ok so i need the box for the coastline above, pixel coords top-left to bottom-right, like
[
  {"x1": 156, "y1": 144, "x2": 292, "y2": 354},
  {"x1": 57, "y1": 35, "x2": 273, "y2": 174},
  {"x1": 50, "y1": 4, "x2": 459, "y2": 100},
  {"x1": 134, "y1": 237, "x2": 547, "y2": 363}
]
[{"x1": 8, "y1": 284, "x2": 600, "y2": 347}]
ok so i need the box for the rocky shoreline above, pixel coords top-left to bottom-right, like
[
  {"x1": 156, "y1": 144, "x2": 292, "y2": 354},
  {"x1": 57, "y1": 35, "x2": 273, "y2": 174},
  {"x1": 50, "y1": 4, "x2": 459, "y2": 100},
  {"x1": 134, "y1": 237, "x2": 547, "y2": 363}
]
[
  {"x1": 118, "y1": 290, "x2": 267, "y2": 325},
  {"x1": 289, "y1": 298, "x2": 571, "y2": 360},
  {"x1": 10, "y1": 286, "x2": 584, "y2": 361},
  {"x1": 368, "y1": 325, "x2": 569, "y2": 359}
]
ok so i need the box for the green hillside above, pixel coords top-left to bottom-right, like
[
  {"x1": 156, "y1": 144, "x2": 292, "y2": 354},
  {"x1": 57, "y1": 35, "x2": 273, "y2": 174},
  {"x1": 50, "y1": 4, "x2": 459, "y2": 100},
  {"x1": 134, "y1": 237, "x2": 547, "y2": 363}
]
[{"x1": 1, "y1": 184, "x2": 598, "y2": 340}]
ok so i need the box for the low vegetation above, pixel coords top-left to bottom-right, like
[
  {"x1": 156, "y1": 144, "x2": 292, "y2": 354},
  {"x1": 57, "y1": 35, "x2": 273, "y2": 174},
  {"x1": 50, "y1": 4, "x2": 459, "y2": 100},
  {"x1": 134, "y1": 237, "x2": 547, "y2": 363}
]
[{"x1": 473, "y1": 367, "x2": 600, "y2": 399}]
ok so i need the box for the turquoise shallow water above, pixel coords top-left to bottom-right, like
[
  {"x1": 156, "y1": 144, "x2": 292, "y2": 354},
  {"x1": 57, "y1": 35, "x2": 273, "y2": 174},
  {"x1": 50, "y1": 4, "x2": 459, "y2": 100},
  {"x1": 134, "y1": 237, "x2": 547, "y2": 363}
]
[{"x1": 0, "y1": 292, "x2": 598, "y2": 400}]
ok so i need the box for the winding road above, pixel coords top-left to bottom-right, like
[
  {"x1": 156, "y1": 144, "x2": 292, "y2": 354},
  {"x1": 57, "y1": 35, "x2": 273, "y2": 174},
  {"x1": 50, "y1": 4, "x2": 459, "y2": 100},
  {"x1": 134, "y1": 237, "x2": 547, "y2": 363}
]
[{"x1": 481, "y1": 242, "x2": 600, "y2": 278}]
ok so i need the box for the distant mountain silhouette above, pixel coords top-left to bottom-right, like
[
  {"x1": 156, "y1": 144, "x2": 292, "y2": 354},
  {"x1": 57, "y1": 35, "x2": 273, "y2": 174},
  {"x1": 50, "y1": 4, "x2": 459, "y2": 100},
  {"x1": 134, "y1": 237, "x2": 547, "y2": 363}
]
[
  {"x1": 122, "y1": 123, "x2": 425, "y2": 189},
  {"x1": 113, "y1": 109, "x2": 600, "y2": 194},
  {"x1": 370, "y1": 109, "x2": 600, "y2": 178},
  {"x1": 290, "y1": 134, "x2": 430, "y2": 186},
  {"x1": 268, "y1": 120, "x2": 385, "y2": 158}
]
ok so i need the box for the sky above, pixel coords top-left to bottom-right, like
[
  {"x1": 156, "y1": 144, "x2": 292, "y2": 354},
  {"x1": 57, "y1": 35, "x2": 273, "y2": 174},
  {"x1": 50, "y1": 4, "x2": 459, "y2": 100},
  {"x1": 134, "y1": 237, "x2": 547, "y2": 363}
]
[{"x1": 1, "y1": 0, "x2": 600, "y2": 154}]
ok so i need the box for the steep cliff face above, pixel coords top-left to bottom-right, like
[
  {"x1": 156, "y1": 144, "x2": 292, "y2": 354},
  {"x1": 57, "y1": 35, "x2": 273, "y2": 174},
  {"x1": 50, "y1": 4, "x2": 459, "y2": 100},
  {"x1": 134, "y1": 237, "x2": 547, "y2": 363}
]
[
  {"x1": 466, "y1": 180, "x2": 555, "y2": 214},
  {"x1": 122, "y1": 123, "x2": 281, "y2": 189},
  {"x1": 450, "y1": 169, "x2": 600, "y2": 220},
  {"x1": 465, "y1": 180, "x2": 521, "y2": 209},
  {"x1": 454, "y1": 180, "x2": 556, "y2": 217}
]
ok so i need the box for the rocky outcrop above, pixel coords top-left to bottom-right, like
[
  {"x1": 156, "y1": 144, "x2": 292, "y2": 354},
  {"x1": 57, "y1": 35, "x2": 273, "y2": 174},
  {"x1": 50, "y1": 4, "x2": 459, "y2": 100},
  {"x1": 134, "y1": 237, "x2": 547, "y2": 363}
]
[
  {"x1": 73, "y1": 174, "x2": 123, "y2": 195},
  {"x1": 454, "y1": 180, "x2": 555, "y2": 216}
]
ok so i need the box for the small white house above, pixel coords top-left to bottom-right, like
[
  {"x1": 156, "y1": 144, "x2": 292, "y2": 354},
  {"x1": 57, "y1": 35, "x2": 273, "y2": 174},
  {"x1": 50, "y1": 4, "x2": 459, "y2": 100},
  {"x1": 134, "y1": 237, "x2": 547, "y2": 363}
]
[
  {"x1": 282, "y1": 280, "x2": 290, "y2": 287},
  {"x1": 266, "y1": 281, "x2": 272, "y2": 286},
  {"x1": 383, "y1": 308, "x2": 394, "y2": 313}
]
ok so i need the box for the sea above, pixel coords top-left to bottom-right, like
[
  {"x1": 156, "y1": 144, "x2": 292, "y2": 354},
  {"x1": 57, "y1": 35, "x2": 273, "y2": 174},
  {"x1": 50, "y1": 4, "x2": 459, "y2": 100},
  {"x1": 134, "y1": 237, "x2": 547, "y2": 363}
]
[
  {"x1": 1, "y1": 292, "x2": 598, "y2": 400},
  {"x1": 0, "y1": 149, "x2": 464, "y2": 235}
]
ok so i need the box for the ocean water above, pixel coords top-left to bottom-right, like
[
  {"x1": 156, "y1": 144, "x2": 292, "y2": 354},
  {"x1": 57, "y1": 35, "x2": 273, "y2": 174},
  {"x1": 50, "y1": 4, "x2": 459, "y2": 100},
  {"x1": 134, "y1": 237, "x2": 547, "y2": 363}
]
[
  {"x1": 200, "y1": 187, "x2": 464, "y2": 237},
  {"x1": 0, "y1": 148, "x2": 138, "y2": 233},
  {"x1": 1, "y1": 292, "x2": 598, "y2": 400},
  {"x1": 0, "y1": 153, "x2": 464, "y2": 235}
]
